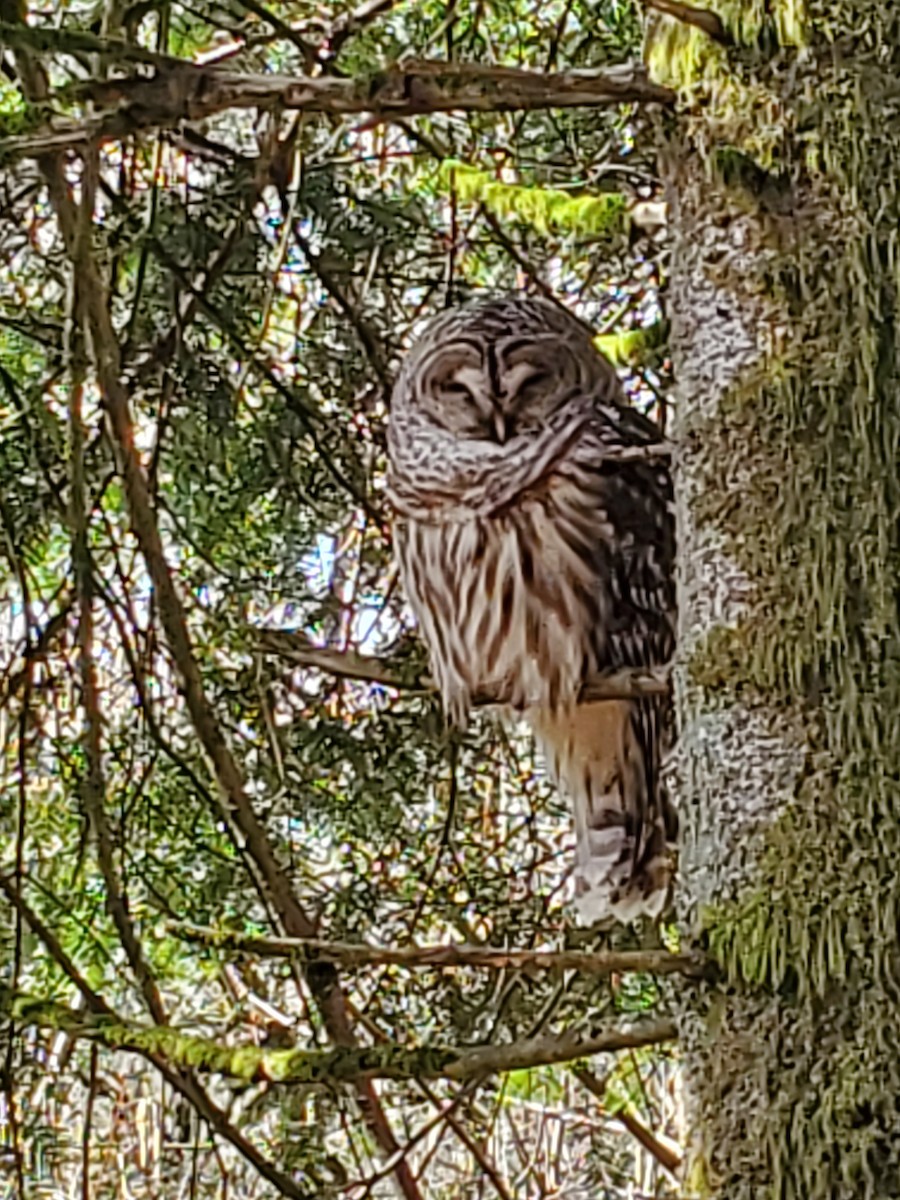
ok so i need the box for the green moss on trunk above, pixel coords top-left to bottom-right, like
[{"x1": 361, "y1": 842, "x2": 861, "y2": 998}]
[{"x1": 656, "y1": 1, "x2": 900, "y2": 1195}]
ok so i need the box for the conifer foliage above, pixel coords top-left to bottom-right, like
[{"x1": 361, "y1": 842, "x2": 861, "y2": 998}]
[{"x1": 0, "y1": 2, "x2": 679, "y2": 1196}]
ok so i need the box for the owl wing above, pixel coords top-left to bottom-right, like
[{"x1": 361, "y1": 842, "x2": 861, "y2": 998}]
[{"x1": 529, "y1": 401, "x2": 677, "y2": 923}]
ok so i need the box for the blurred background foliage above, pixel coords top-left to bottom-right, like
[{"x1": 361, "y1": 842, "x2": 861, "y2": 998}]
[{"x1": 0, "y1": 1, "x2": 681, "y2": 1195}]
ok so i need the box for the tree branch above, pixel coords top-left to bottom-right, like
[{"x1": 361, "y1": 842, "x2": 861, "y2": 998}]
[
  {"x1": 0, "y1": 875, "x2": 314, "y2": 1200},
  {"x1": 0, "y1": 61, "x2": 674, "y2": 163},
  {"x1": 65, "y1": 215, "x2": 422, "y2": 1200},
  {"x1": 171, "y1": 924, "x2": 711, "y2": 978},
  {"x1": 254, "y1": 627, "x2": 672, "y2": 701},
  {"x1": 324, "y1": 0, "x2": 401, "y2": 58},
  {"x1": 7, "y1": 991, "x2": 677, "y2": 1084},
  {"x1": 641, "y1": 0, "x2": 730, "y2": 45},
  {"x1": 69, "y1": 162, "x2": 169, "y2": 1029},
  {"x1": 573, "y1": 1064, "x2": 684, "y2": 1174},
  {"x1": 6, "y1": 25, "x2": 417, "y2": 1185}
]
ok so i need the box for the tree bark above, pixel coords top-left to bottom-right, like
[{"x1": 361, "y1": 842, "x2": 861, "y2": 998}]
[{"x1": 659, "y1": 4, "x2": 900, "y2": 1196}]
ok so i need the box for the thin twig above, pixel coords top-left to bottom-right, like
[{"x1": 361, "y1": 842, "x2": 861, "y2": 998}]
[
  {"x1": 291, "y1": 216, "x2": 390, "y2": 385},
  {"x1": 324, "y1": 0, "x2": 400, "y2": 58},
  {"x1": 573, "y1": 1064, "x2": 683, "y2": 1175},
  {"x1": 82, "y1": 1044, "x2": 98, "y2": 1200},
  {"x1": 418, "y1": 1078, "x2": 514, "y2": 1200},
  {"x1": 236, "y1": 0, "x2": 317, "y2": 67},
  {"x1": 342, "y1": 1081, "x2": 478, "y2": 1196},
  {"x1": 69, "y1": 156, "x2": 169, "y2": 1032}
]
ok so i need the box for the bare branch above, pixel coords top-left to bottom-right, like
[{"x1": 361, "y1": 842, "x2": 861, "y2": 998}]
[
  {"x1": 641, "y1": 0, "x2": 731, "y2": 45},
  {"x1": 574, "y1": 1065, "x2": 684, "y2": 1174},
  {"x1": 171, "y1": 924, "x2": 711, "y2": 978},
  {"x1": 254, "y1": 627, "x2": 672, "y2": 701},
  {"x1": 0, "y1": 61, "x2": 674, "y2": 164}
]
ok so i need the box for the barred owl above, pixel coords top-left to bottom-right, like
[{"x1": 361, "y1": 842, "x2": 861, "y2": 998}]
[{"x1": 387, "y1": 296, "x2": 676, "y2": 922}]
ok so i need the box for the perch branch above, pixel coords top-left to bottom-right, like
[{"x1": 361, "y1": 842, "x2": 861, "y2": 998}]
[
  {"x1": 172, "y1": 924, "x2": 711, "y2": 978},
  {"x1": 0, "y1": 61, "x2": 674, "y2": 163},
  {"x1": 254, "y1": 628, "x2": 672, "y2": 701}
]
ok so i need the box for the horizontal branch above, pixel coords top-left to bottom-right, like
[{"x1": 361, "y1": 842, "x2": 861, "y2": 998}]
[
  {"x1": 254, "y1": 628, "x2": 671, "y2": 701},
  {"x1": 0, "y1": 60, "x2": 674, "y2": 163},
  {"x1": 171, "y1": 924, "x2": 711, "y2": 977},
  {"x1": 7, "y1": 990, "x2": 677, "y2": 1085}
]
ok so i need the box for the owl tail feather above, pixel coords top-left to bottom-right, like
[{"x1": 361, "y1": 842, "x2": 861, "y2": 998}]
[{"x1": 530, "y1": 699, "x2": 676, "y2": 925}]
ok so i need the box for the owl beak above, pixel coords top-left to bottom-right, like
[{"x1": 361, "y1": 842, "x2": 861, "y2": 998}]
[{"x1": 493, "y1": 409, "x2": 509, "y2": 444}]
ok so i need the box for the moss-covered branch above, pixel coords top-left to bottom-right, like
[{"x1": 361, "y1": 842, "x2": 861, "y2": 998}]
[
  {"x1": 441, "y1": 160, "x2": 628, "y2": 237},
  {"x1": 4, "y1": 989, "x2": 676, "y2": 1084}
]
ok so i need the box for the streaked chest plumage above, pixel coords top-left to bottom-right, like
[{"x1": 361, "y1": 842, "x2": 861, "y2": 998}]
[{"x1": 393, "y1": 467, "x2": 614, "y2": 724}]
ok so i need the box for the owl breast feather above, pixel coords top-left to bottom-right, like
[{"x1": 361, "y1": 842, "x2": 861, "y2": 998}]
[{"x1": 394, "y1": 471, "x2": 613, "y2": 726}]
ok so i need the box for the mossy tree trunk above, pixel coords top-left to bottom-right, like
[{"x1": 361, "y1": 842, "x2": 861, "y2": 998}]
[{"x1": 653, "y1": 3, "x2": 900, "y2": 1196}]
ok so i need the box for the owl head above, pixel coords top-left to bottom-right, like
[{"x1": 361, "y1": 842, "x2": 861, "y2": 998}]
[{"x1": 391, "y1": 296, "x2": 619, "y2": 444}]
